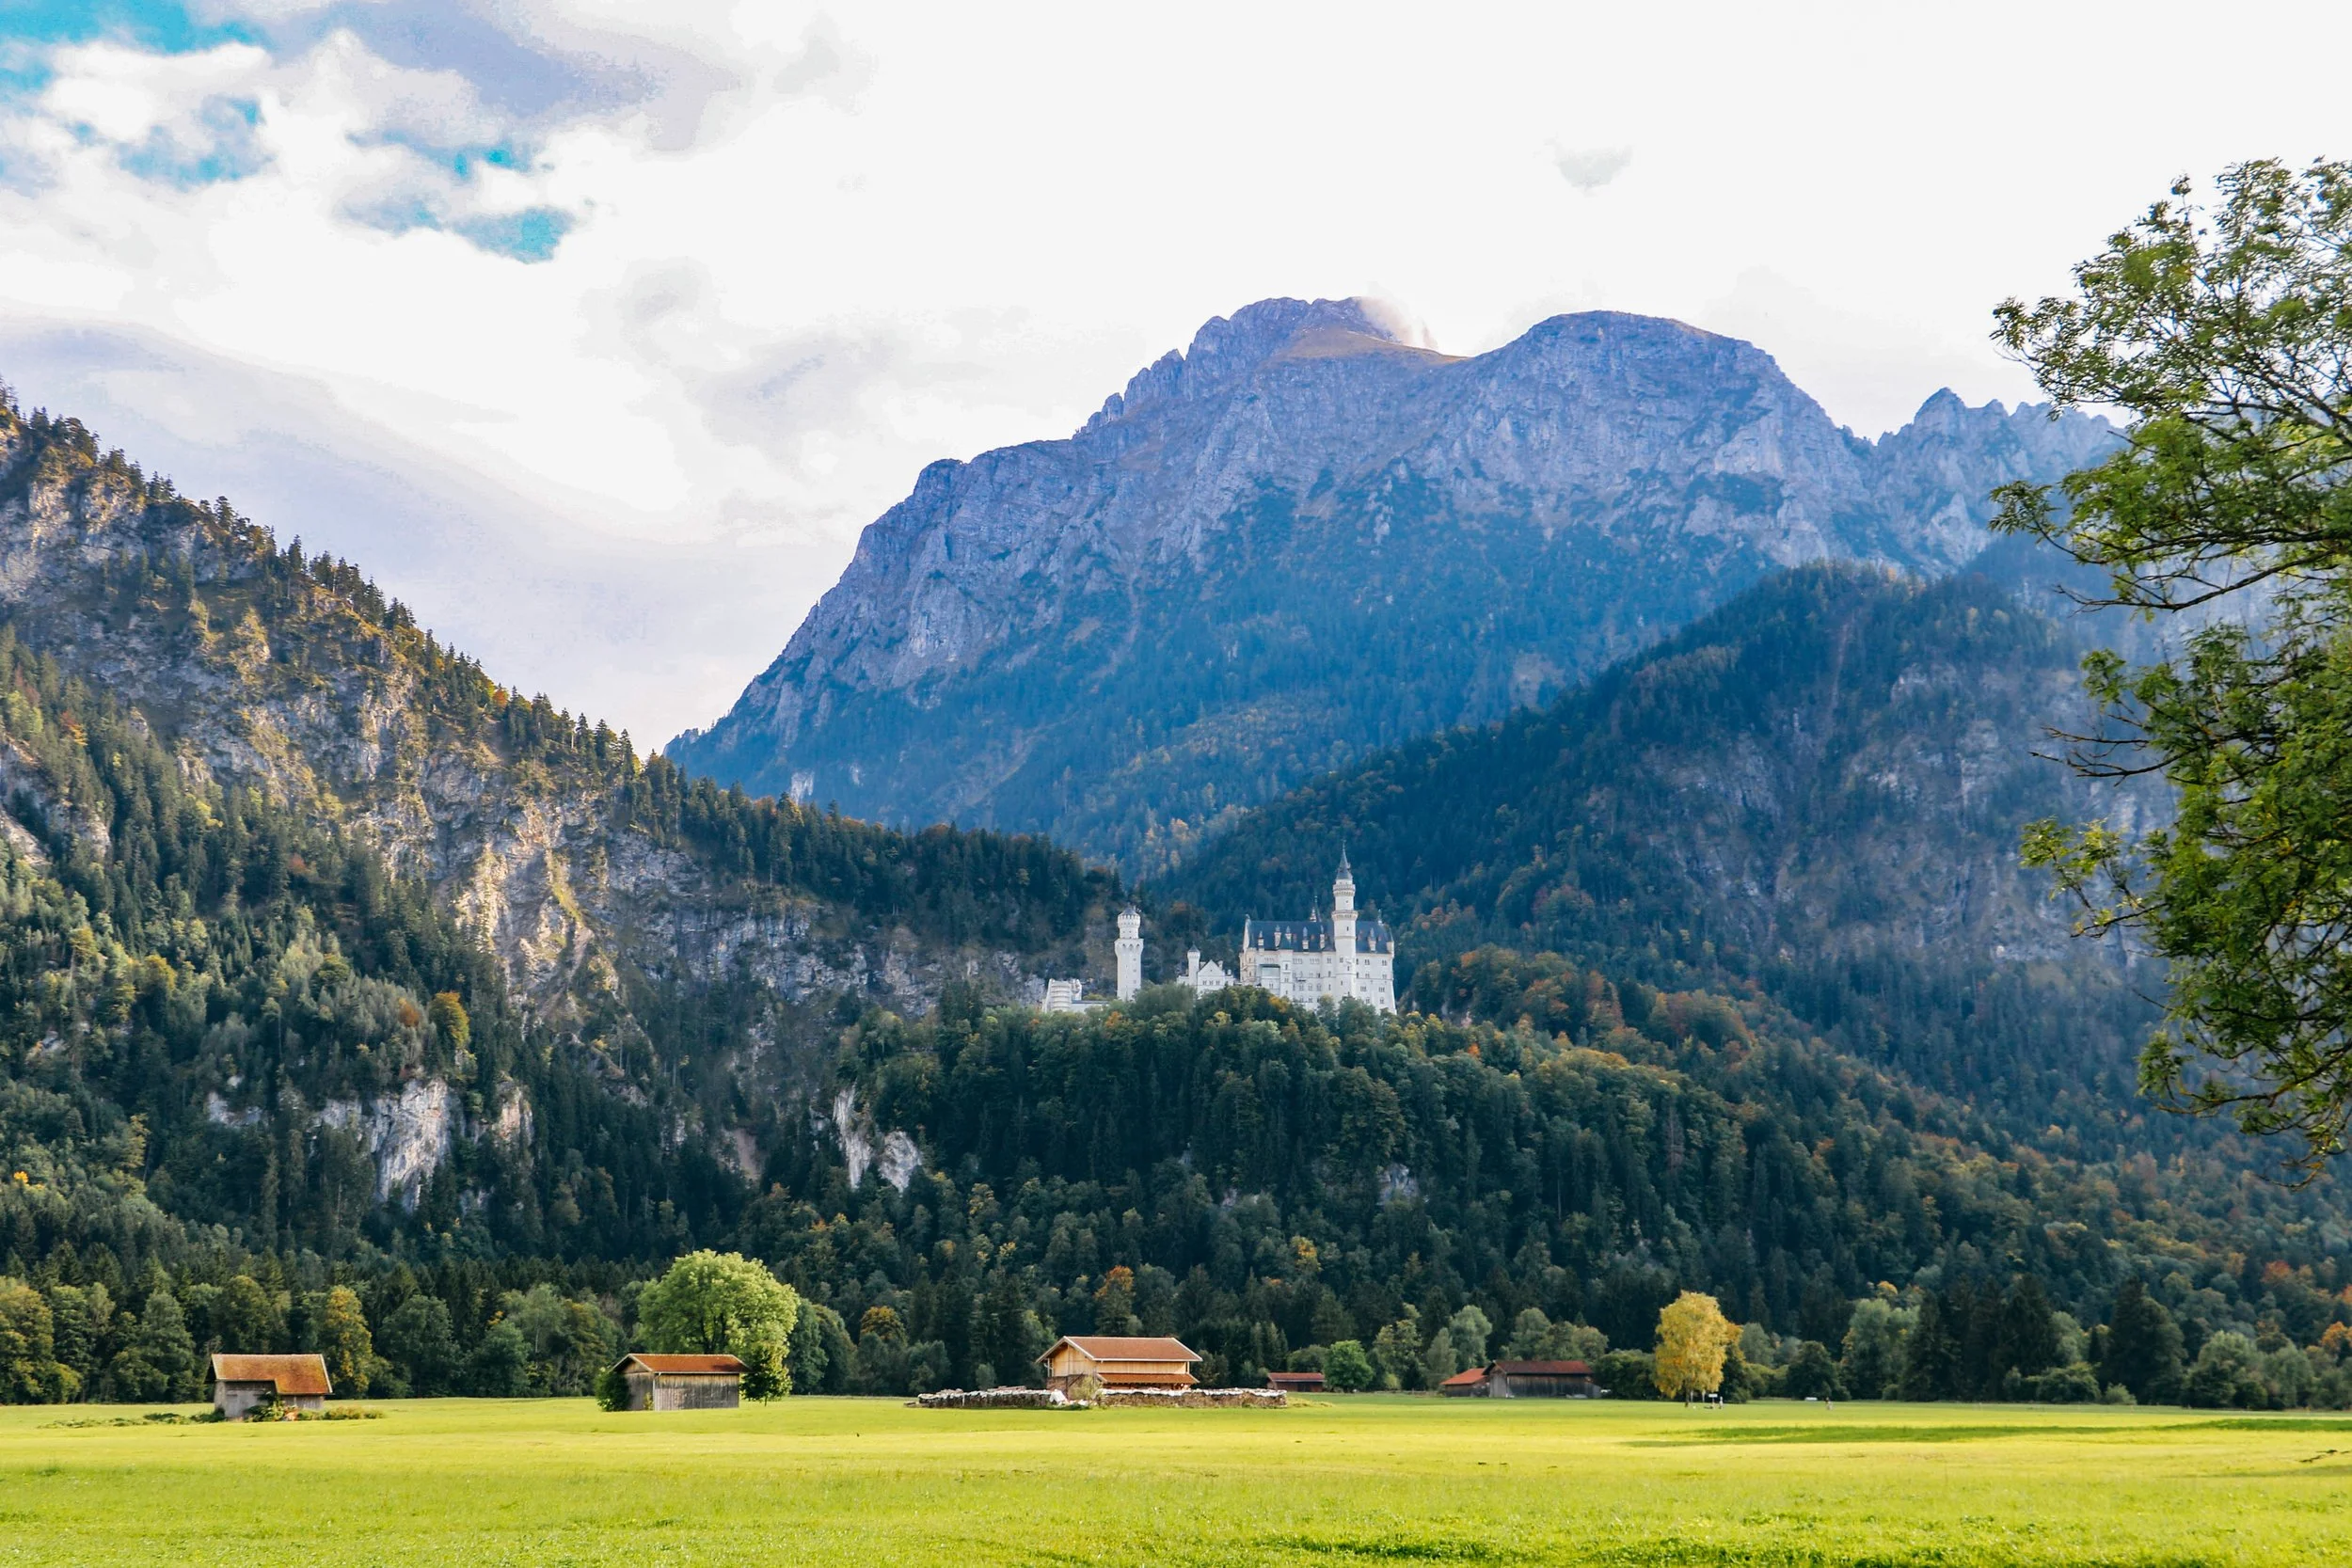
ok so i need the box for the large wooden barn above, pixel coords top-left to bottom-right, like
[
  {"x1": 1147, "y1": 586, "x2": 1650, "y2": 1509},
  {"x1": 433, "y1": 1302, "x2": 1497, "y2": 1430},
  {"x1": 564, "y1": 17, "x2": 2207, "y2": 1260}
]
[
  {"x1": 1037, "y1": 1336, "x2": 1200, "y2": 1394},
  {"x1": 211, "y1": 1354, "x2": 332, "y2": 1418},
  {"x1": 1439, "y1": 1359, "x2": 1601, "y2": 1399},
  {"x1": 609, "y1": 1353, "x2": 747, "y2": 1410}
]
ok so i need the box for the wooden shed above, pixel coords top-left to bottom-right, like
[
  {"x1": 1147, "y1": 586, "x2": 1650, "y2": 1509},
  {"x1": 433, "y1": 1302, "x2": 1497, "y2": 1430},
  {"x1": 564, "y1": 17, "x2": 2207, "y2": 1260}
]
[
  {"x1": 1440, "y1": 1359, "x2": 1600, "y2": 1398},
  {"x1": 610, "y1": 1353, "x2": 746, "y2": 1410},
  {"x1": 1037, "y1": 1336, "x2": 1200, "y2": 1394},
  {"x1": 212, "y1": 1354, "x2": 332, "y2": 1418},
  {"x1": 1265, "y1": 1370, "x2": 1327, "y2": 1393}
]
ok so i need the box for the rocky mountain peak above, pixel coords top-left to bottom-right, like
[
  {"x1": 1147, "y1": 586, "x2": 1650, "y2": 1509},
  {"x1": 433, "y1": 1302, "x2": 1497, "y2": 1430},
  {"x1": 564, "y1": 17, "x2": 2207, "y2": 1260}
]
[
  {"x1": 1083, "y1": 294, "x2": 1436, "y2": 433},
  {"x1": 673, "y1": 297, "x2": 2115, "y2": 873}
]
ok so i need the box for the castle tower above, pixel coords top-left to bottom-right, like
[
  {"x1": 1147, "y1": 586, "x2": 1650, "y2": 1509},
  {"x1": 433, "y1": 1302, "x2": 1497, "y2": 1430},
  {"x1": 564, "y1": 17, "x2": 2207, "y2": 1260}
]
[
  {"x1": 1115, "y1": 907, "x2": 1144, "y2": 1001},
  {"x1": 1330, "y1": 850, "x2": 1358, "y2": 1001}
]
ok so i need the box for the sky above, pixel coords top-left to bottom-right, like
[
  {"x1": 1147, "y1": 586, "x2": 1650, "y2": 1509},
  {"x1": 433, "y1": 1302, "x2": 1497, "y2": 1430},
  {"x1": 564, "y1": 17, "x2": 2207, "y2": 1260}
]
[{"x1": 3, "y1": 2, "x2": 2349, "y2": 747}]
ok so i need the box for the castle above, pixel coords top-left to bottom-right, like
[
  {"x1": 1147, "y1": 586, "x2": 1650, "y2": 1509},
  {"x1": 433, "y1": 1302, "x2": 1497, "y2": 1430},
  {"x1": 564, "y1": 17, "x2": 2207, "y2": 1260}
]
[{"x1": 1110, "y1": 855, "x2": 1396, "y2": 1014}]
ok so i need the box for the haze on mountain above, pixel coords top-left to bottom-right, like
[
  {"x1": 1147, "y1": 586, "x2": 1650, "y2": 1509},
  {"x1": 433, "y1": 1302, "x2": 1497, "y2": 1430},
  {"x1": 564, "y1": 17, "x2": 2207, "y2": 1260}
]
[{"x1": 669, "y1": 297, "x2": 2114, "y2": 874}]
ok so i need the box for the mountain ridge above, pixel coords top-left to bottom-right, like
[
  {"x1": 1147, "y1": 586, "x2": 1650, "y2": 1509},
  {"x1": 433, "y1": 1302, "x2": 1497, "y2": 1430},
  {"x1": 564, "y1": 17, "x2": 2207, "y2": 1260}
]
[{"x1": 670, "y1": 297, "x2": 2114, "y2": 873}]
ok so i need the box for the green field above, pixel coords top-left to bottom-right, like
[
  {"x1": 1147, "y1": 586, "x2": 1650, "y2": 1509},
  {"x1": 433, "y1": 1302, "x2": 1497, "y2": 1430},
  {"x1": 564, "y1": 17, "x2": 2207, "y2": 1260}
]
[{"x1": 4, "y1": 1396, "x2": 2348, "y2": 1566}]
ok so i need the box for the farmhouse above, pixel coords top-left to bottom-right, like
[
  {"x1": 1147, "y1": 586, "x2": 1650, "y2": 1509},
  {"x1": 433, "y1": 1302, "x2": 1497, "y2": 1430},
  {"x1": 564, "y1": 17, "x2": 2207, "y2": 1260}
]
[
  {"x1": 211, "y1": 1354, "x2": 332, "y2": 1418},
  {"x1": 1439, "y1": 1359, "x2": 1600, "y2": 1399},
  {"x1": 1037, "y1": 1336, "x2": 1200, "y2": 1394},
  {"x1": 609, "y1": 1353, "x2": 747, "y2": 1410}
]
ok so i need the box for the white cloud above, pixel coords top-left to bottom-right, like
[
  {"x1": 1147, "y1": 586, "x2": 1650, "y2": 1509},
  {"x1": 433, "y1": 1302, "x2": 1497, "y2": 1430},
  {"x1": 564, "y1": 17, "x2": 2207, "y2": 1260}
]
[
  {"x1": 1552, "y1": 144, "x2": 1631, "y2": 192},
  {"x1": 3, "y1": 1, "x2": 2352, "y2": 748}
]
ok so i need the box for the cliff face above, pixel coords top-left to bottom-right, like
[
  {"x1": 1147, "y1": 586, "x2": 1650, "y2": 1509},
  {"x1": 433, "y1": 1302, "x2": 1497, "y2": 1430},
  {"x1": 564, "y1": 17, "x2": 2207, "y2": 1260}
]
[{"x1": 671, "y1": 298, "x2": 2113, "y2": 872}]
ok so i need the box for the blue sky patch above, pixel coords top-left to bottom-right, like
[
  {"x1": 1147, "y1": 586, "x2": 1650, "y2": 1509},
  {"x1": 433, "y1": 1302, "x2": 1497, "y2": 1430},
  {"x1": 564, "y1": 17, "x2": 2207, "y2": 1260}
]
[
  {"x1": 0, "y1": 0, "x2": 254, "y2": 51},
  {"x1": 351, "y1": 195, "x2": 574, "y2": 263},
  {"x1": 453, "y1": 206, "x2": 570, "y2": 263},
  {"x1": 0, "y1": 1, "x2": 260, "y2": 99},
  {"x1": 118, "y1": 94, "x2": 264, "y2": 187}
]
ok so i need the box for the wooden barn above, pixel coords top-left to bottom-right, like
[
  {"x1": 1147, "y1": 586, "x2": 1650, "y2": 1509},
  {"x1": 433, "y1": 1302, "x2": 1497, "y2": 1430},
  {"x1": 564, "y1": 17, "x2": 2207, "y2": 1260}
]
[
  {"x1": 1037, "y1": 1336, "x2": 1200, "y2": 1394},
  {"x1": 1439, "y1": 1359, "x2": 1600, "y2": 1399},
  {"x1": 211, "y1": 1353, "x2": 332, "y2": 1418},
  {"x1": 1265, "y1": 1370, "x2": 1327, "y2": 1393},
  {"x1": 610, "y1": 1353, "x2": 747, "y2": 1411}
]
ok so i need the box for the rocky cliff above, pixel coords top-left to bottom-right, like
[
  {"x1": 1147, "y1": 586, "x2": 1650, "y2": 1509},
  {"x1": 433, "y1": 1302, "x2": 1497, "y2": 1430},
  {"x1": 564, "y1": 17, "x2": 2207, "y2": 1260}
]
[
  {"x1": 0, "y1": 405, "x2": 1105, "y2": 1026},
  {"x1": 671, "y1": 298, "x2": 2114, "y2": 872}
]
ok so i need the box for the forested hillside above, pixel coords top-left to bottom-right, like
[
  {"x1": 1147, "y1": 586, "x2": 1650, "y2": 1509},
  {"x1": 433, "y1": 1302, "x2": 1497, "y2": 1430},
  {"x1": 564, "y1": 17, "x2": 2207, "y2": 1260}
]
[{"x1": 1164, "y1": 562, "x2": 2177, "y2": 1148}]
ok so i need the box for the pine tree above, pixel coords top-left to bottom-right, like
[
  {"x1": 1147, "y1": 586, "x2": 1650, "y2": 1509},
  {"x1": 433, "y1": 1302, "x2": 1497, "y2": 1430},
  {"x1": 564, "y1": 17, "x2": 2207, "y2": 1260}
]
[
  {"x1": 1899, "y1": 1293, "x2": 1959, "y2": 1401},
  {"x1": 2101, "y1": 1279, "x2": 2185, "y2": 1404}
]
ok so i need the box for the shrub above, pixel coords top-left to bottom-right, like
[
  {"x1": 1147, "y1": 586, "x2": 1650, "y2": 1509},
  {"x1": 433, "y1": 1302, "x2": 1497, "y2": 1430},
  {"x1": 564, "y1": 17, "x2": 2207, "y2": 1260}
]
[
  {"x1": 1596, "y1": 1350, "x2": 1660, "y2": 1400},
  {"x1": 2033, "y1": 1363, "x2": 2102, "y2": 1403}
]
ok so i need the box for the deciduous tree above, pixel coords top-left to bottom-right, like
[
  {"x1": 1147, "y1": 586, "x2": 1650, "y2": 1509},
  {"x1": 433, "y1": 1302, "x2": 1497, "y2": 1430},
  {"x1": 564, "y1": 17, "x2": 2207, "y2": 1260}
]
[
  {"x1": 1652, "y1": 1291, "x2": 1738, "y2": 1401},
  {"x1": 1994, "y1": 158, "x2": 2352, "y2": 1171},
  {"x1": 637, "y1": 1250, "x2": 801, "y2": 1400}
]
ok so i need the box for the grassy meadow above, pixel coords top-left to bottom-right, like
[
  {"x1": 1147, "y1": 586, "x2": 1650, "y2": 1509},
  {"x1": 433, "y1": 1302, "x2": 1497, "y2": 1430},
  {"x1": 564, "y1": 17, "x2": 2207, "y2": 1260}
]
[{"x1": 3, "y1": 1395, "x2": 2347, "y2": 1566}]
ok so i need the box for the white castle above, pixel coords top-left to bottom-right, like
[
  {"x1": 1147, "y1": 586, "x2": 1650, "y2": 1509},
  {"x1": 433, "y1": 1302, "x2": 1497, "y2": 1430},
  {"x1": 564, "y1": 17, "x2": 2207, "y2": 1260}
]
[{"x1": 1110, "y1": 854, "x2": 1396, "y2": 1014}]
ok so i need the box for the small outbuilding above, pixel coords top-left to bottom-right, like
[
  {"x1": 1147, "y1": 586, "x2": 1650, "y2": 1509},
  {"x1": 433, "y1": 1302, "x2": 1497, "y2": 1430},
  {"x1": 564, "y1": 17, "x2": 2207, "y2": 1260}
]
[
  {"x1": 1265, "y1": 1370, "x2": 1326, "y2": 1393},
  {"x1": 1440, "y1": 1358, "x2": 1600, "y2": 1398},
  {"x1": 610, "y1": 1353, "x2": 747, "y2": 1411},
  {"x1": 212, "y1": 1353, "x2": 332, "y2": 1418},
  {"x1": 1037, "y1": 1336, "x2": 1200, "y2": 1394}
]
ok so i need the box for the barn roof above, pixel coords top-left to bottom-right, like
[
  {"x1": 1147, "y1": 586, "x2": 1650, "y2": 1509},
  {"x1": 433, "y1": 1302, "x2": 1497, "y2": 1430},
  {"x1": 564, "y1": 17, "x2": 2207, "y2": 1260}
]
[
  {"x1": 1439, "y1": 1367, "x2": 1488, "y2": 1388},
  {"x1": 1037, "y1": 1336, "x2": 1200, "y2": 1364},
  {"x1": 1488, "y1": 1359, "x2": 1594, "y2": 1376},
  {"x1": 612, "y1": 1354, "x2": 747, "y2": 1376},
  {"x1": 211, "y1": 1354, "x2": 333, "y2": 1396}
]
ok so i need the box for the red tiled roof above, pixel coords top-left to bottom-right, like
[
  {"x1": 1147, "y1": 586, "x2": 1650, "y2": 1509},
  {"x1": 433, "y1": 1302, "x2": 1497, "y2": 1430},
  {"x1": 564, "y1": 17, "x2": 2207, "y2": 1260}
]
[
  {"x1": 211, "y1": 1354, "x2": 332, "y2": 1396},
  {"x1": 1439, "y1": 1367, "x2": 1488, "y2": 1387},
  {"x1": 1488, "y1": 1359, "x2": 1594, "y2": 1376},
  {"x1": 1039, "y1": 1336, "x2": 1200, "y2": 1364},
  {"x1": 612, "y1": 1354, "x2": 746, "y2": 1376}
]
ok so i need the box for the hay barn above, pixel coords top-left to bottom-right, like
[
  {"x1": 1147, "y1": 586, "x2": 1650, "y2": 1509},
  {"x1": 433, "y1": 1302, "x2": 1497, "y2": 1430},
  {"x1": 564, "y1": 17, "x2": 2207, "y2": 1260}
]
[
  {"x1": 610, "y1": 1353, "x2": 746, "y2": 1410},
  {"x1": 1440, "y1": 1359, "x2": 1600, "y2": 1398},
  {"x1": 1037, "y1": 1336, "x2": 1200, "y2": 1393},
  {"x1": 211, "y1": 1354, "x2": 331, "y2": 1418}
]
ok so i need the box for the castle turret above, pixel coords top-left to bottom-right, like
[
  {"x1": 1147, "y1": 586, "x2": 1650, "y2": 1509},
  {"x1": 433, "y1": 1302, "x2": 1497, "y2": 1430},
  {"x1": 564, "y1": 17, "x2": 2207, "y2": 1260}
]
[
  {"x1": 1115, "y1": 907, "x2": 1144, "y2": 1000},
  {"x1": 1331, "y1": 851, "x2": 1358, "y2": 1002}
]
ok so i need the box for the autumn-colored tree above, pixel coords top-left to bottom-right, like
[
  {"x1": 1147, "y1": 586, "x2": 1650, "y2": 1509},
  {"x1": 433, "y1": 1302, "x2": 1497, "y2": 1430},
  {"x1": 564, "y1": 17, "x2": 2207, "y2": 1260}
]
[
  {"x1": 1653, "y1": 1291, "x2": 1739, "y2": 1401},
  {"x1": 319, "y1": 1285, "x2": 375, "y2": 1397}
]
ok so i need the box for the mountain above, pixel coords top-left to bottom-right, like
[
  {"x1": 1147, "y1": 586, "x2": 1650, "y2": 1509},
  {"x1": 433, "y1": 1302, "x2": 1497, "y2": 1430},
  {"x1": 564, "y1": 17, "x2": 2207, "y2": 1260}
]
[
  {"x1": 1160, "y1": 561, "x2": 2170, "y2": 1146},
  {"x1": 0, "y1": 396, "x2": 1113, "y2": 1264},
  {"x1": 670, "y1": 298, "x2": 2114, "y2": 873},
  {"x1": 1, "y1": 390, "x2": 2346, "y2": 1410}
]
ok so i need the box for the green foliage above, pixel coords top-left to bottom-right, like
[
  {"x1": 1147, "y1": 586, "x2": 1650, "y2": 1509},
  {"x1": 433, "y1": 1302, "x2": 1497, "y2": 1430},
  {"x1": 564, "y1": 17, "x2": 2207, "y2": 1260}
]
[
  {"x1": 636, "y1": 1250, "x2": 800, "y2": 1399},
  {"x1": 0, "y1": 1277, "x2": 71, "y2": 1402},
  {"x1": 318, "y1": 1285, "x2": 373, "y2": 1397},
  {"x1": 1321, "y1": 1338, "x2": 1374, "y2": 1391},
  {"x1": 1167, "y1": 566, "x2": 2171, "y2": 1150},
  {"x1": 1783, "y1": 1340, "x2": 1845, "y2": 1401},
  {"x1": 1594, "y1": 1349, "x2": 1659, "y2": 1399},
  {"x1": 2100, "y1": 1278, "x2": 2185, "y2": 1404},
  {"x1": 1993, "y1": 159, "x2": 2352, "y2": 1171},
  {"x1": 593, "y1": 1362, "x2": 628, "y2": 1412},
  {"x1": 106, "y1": 1288, "x2": 195, "y2": 1402}
]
